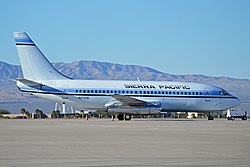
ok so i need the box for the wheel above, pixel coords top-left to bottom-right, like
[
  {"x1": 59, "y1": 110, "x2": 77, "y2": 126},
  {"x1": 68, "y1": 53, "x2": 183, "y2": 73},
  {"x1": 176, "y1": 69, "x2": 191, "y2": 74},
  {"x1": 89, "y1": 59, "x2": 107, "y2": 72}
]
[
  {"x1": 242, "y1": 116, "x2": 247, "y2": 121},
  {"x1": 124, "y1": 114, "x2": 132, "y2": 121},
  {"x1": 117, "y1": 114, "x2": 124, "y2": 121},
  {"x1": 231, "y1": 116, "x2": 235, "y2": 121},
  {"x1": 208, "y1": 115, "x2": 214, "y2": 120}
]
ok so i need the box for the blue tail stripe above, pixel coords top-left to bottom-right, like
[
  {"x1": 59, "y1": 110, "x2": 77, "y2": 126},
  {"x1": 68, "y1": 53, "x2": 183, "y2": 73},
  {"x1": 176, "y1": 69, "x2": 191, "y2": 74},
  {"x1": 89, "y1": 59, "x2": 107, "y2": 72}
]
[{"x1": 15, "y1": 38, "x2": 34, "y2": 44}]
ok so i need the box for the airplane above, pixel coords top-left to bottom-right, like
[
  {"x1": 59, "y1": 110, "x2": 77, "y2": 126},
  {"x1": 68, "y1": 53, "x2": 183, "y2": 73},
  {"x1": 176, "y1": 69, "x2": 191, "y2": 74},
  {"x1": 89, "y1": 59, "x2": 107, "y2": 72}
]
[{"x1": 13, "y1": 32, "x2": 240, "y2": 121}]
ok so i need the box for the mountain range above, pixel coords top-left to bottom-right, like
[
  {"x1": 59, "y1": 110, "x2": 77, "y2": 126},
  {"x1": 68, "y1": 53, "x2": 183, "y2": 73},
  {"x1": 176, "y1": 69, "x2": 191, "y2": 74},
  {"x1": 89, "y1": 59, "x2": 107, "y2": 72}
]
[{"x1": 0, "y1": 60, "x2": 249, "y2": 113}]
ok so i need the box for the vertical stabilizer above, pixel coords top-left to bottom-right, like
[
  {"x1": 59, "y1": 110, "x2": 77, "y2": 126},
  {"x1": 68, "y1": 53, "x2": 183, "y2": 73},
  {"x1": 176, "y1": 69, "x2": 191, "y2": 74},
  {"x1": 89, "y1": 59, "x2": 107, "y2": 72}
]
[{"x1": 13, "y1": 32, "x2": 70, "y2": 81}]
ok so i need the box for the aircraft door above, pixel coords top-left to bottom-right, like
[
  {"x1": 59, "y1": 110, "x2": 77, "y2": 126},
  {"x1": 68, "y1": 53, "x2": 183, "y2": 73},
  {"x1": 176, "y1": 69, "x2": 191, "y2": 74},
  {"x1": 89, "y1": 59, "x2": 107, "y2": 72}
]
[
  {"x1": 62, "y1": 85, "x2": 69, "y2": 99},
  {"x1": 205, "y1": 88, "x2": 211, "y2": 102}
]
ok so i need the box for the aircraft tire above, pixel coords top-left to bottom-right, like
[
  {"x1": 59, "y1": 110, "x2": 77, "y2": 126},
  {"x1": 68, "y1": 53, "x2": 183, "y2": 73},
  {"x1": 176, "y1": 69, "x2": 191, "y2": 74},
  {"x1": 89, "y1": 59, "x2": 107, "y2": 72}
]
[
  {"x1": 124, "y1": 114, "x2": 132, "y2": 121},
  {"x1": 208, "y1": 115, "x2": 214, "y2": 120},
  {"x1": 117, "y1": 114, "x2": 124, "y2": 121}
]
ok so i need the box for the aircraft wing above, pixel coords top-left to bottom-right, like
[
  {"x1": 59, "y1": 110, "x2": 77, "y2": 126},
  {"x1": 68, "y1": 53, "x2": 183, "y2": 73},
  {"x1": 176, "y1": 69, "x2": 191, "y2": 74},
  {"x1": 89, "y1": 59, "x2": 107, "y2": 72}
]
[{"x1": 112, "y1": 94, "x2": 147, "y2": 107}]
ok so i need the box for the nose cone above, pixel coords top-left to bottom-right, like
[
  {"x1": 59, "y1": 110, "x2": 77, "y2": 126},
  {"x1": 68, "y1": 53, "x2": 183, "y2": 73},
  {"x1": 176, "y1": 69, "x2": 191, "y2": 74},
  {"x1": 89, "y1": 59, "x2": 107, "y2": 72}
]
[{"x1": 232, "y1": 96, "x2": 240, "y2": 108}]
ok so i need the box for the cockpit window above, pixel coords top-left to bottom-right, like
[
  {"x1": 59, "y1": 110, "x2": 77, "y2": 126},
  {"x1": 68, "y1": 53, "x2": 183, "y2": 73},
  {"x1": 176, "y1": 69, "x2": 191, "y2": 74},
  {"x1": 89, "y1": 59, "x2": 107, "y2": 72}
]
[{"x1": 219, "y1": 90, "x2": 229, "y2": 95}]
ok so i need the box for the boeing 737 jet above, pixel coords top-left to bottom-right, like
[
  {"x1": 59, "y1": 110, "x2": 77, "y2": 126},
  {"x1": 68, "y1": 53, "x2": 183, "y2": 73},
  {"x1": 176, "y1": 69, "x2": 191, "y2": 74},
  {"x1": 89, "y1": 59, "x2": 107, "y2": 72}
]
[{"x1": 14, "y1": 32, "x2": 240, "y2": 120}]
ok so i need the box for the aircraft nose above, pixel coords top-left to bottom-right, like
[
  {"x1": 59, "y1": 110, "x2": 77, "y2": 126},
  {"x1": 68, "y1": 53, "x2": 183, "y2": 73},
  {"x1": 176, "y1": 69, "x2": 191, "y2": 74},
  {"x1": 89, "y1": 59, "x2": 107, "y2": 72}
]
[{"x1": 233, "y1": 96, "x2": 241, "y2": 107}]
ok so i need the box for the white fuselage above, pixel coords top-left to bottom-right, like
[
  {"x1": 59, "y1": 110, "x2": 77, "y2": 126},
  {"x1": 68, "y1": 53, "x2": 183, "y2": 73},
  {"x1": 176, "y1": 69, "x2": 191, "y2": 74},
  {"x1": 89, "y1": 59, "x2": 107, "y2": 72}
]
[{"x1": 17, "y1": 79, "x2": 240, "y2": 113}]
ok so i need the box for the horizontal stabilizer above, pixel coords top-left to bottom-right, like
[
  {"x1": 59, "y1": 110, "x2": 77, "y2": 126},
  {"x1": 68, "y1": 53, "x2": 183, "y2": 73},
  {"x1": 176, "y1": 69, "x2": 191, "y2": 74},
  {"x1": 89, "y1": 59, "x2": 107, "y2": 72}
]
[{"x1": 17, "y1": 79, "x2": 62, "y2": 94}]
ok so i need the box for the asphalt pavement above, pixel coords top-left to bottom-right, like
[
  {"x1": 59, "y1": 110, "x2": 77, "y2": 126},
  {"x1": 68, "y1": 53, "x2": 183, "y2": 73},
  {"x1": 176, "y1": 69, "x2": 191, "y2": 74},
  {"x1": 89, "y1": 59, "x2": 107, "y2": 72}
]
[{"x1": 0, "y1": 118, "x2": 250, "y2": 167}]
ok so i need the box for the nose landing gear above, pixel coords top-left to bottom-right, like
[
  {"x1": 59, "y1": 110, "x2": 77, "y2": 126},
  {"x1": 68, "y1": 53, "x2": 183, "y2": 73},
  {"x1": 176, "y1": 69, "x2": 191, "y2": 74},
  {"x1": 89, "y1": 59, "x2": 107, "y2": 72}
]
[{"x1": 208, "y1": 112, "x2": 214, "y2": 120}]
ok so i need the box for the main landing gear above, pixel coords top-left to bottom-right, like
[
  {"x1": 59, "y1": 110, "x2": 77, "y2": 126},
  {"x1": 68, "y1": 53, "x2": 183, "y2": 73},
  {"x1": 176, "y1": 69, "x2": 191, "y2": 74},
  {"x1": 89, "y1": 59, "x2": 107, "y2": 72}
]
[{"x1": 117, "y1": 114, "x2": 132, "y2": 121}]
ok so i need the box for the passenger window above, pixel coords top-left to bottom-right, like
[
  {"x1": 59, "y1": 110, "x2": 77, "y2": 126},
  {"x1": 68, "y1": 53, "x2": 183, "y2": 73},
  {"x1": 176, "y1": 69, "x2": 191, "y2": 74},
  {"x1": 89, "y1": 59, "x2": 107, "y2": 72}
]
[
  {"x1": 76, "y1": 90, "x2": 78, "y2": 93},
  {"x1": 103, "y1": 90, "x2": 106, "y2": 93},
  {"x1": 95, "y1": 90, "x2": 98, "y2": 93}
]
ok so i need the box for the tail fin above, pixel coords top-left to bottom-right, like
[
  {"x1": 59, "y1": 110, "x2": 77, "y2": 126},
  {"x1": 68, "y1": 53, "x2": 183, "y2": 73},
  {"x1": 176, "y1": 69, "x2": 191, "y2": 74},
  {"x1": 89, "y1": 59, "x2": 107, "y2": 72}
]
[{"x1": 13, "y1": 32, "x2": 70, "y2": 81}]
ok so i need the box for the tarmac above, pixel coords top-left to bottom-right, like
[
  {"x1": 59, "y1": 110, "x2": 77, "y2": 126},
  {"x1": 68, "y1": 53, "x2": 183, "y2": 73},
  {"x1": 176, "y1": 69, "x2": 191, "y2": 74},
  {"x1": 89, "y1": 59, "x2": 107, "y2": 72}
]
[{"x1": 0, "y1": 118, "x2": 250, "y2": 167}]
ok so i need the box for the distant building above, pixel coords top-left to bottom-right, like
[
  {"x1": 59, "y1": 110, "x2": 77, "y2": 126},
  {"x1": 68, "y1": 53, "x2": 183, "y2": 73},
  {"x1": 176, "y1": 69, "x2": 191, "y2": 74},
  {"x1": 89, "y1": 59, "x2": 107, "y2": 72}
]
[{"x1": 0, "y1": 114, "x2": 27, "y2": 119}]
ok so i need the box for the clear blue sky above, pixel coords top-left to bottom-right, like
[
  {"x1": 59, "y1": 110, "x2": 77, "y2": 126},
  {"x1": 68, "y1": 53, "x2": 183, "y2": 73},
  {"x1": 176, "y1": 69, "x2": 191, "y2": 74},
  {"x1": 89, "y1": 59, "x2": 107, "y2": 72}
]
[{"x1": 1, "y1": 0, "x2": 250, "y2": 79}]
